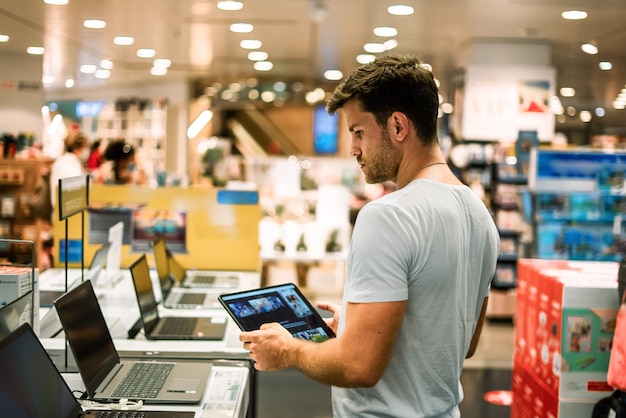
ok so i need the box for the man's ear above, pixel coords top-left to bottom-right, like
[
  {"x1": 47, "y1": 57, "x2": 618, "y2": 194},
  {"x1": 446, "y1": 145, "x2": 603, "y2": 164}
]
[{"x1": 390, "y1": 111, "x2": 409, "y2": 141}]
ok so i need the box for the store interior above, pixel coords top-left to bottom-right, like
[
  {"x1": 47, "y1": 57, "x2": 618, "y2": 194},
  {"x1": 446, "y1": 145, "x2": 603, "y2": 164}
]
[{"x1": 1, "y1": 1, "x2": 626, "y2": 417}]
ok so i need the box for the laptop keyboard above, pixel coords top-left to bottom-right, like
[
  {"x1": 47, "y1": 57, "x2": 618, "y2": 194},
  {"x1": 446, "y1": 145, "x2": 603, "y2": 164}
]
[
  {"x1": 160, "y1": 317, "x2": 197, "y2": 335},
  {"x1": 93, "y1": 411, "x2": 148, "y2": 417},
  {"x1": 178, "y1": 293, "x2": 206, "y2": 305},
  {"x1": 190, "y1": 275, "x2": 216, "y2": 284},
  {"x1": 111, "y1": 362, "x2": 175, "y2": 399}
]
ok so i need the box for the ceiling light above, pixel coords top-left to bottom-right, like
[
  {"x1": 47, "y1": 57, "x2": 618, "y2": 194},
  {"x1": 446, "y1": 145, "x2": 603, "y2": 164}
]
[
  {"x1": 364, "y1": 43, "x2": 386, "y2": 53},
  {"x1": 80, "y1": 64, "x2": 97, "y2": 74},
  {"x1": 94, "y1": 69, "x2": 111, "y2": 79},
  {"x1": 240, "y1": 39, "x2": 262, "y2": 49},
  {"x1": 581, "y1": 42, "x2": 598, "y2": 55},
  {"x1": 247, "y1": 51, "x2": 268, "y2": 61},
  {"x1": 566, "y1": 106, "x2": 576, "y2": 116},
  {"x1": 253, "y1": 61, "x2": 273, "y2": 71},
  {"x1": 441, "y1": 103, "x2": 454, "y2": 114},
  {"x1": 595, "y1": 107, "x2": 605, "y2": 117},
  {"x1": 383, "y1": 39, "x2": 398, "y2": 50},
  {"x1": 65, "y1": 78, "x2": 75, "y2": 88},
  {"x1": 114, "y1": 36, "x2": 134, "y2": 46},
  {"x1": 323, "y1": 70, "x2": 343, "y2": 81},
  {"x1": 137, "y1": 48, "x2": 156, "y2": 58},
  {"x1": 26, "y1": 46, "x2": 45, "y2": 55},
  {"x1": 100, "y1": 59, "x2": 114, "y2": 69},
  {"x1": 273, "y1": 81, "x2": 287, "y2": 92},
  {"x1": 373, "y1": 26, "x2": 398, "y2": 37},
  {"x1": 187, "y1": 110, "x2": 214, "y2": 139},
  {"x1": 387, "y1": 4, "x2": 414, "y2": 15},
  {"x1": 151, "y1": 67, "x2": 168, "y2": 76},
  {"x1": 261, "y1": 91, "x2": 276, "y2": 102},
  {"x1": 42, "y1": 75, "x2": 54, "y2": 84},
  {"x1": 217, "y1": 0, "x2": 243, "y2": 11},
  {"x1": 579, "y1": 110, "x2": 592, "y2": 122},
  {"x1": 83, "y1": 19, "x2": 106, "y2": 29},
  {"x1": 356, "y1": 54, "x2": 376, "y2": 64},
  {"x1": 614, "y1": 101, "x2": 626, "y2": 110},
  {"x1": 599, "y1": 61, "x2": 612, "y2": 70},
  {"x1": 230, "y1": 23, "x2": 254, "y2": 33},
  {"x1": 44, "y1": 0, "x2": 69, "y2": 4},
  {"x1": 0, "y1": 34, "x2": 9, "y2": 42},
  {"x1": 153, "y1": 58, "x2": 172, "y2": 68},
  {"x1": 562, "y1": 10, "x2": 587, "y2": 20},
  {"x1": 560, "y1": 87, "x2": 575, "y2": 97}
]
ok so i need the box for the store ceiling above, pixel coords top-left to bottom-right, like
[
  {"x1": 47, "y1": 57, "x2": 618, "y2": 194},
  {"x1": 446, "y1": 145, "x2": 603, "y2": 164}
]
[{"x1": 2, "y1": 0, "x2": 626, "y2": 134}]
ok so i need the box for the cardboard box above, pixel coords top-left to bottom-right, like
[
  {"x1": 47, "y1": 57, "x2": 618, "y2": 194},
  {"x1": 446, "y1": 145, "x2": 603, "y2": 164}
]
[{"x1": 514, "y1": 259, "x2": 619, "y2": 403}]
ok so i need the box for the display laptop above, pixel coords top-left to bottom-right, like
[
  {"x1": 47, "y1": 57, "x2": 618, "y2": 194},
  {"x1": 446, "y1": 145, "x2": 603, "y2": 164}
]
[
  {"x1": 0, "y1": 291, "x2": 33, "y2": 340},
  {"x1": 0, "y1": 323, "x2": 195, "y2": 418},
  {"x1": 101, "y1": 220, "x2": 125, "y2": 286},
  {"x1": 219, "y1": 283, "x2": 336, "y2": 342},
  {"x1": 151, "y1": 238, "x2": 225, "y2": 309},
  {"x1": 152, "y1": 237, "x2": 239, "y2": 289},
  {"x1": 54, "y1": 279, "x2": 212, "y2": 404},
  {"x1": 129, "y1": 254, "x2": 227, "y2": 340},
  {"x1": 40, "y1": 242, "x2": 111, "y2": 307}
]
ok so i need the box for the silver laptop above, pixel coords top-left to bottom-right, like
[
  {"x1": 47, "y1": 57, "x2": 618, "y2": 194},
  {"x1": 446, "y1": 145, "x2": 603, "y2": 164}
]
[
  {"x1": 0, "y1": 323, "x2": 195, "y2": 417},
  {"x1": 129, "y1": 254, "x2": 227, "y2": 340},
  {"x1": 151, "y1": 237, "x2": 239, "y2": 289},
  {"x1": 40, "y1": 242, "x2": 110, "y2": 306},
  {"x1": 0, "y1": 291, "x2": 33, "y2": 340},
  {"x1": 54, "y1": 279, "x2": 212, "y2": 404},
  {"x1": 151, "y1": 237, "x2": 224, "y2": 309}
]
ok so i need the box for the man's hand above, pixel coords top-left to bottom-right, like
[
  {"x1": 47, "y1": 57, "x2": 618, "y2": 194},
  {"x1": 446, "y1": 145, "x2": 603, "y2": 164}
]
[
  {"x1": 316, "y1": 301, "x2": 341, "y2": 335},
  {"x1": 239, "y1": 322, "x2": 298, "y2": 371}
]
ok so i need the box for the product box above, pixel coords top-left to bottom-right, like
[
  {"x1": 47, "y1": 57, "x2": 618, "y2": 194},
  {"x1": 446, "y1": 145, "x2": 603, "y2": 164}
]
[
  {"x1": 514, "y1": 259, "x2": 619, "y2": 402},
  {"x1": 511, "y1": 353, "x2": 597, "y2": 418},
  {"x1": 0, "y1": 266, "x2": 39, "y2": 333}
]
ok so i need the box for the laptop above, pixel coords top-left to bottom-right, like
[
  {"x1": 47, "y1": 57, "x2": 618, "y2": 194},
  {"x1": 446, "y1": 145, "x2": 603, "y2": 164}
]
[
  {"x1": 0, "y1": 323, "x2": 195, "y2": 417},
  {"x1": 101, "y1": 220, "x2": 125, "y2": 286},
  {"x1": 0, "y1": 291, "x2": 33, "y2": 340},
  {"x1": 54, "y1": 279, "x2": 212, "y2": 404},
  {"x1": 129, "y1": 254, "x2": 227, "y2": 340},
  {"x1": 151, "y1": 238, "x2": 225, "y2": 309},
  {"x1": 152, "y1": 236, "x2": 239, "y2": 289},
  {"x1": 40, "y1": 242, "x2": 111, "y2": 307}
]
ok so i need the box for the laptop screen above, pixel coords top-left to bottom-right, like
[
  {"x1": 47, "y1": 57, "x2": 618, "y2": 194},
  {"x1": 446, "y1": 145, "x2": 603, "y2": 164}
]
[
  {"x1": 106, "y1": 221, "x2": 124, "y2": 275},
  {"x1": 129, "y1": 254, "x2": 161, "y2": 334},
  {"x1": 54, "y1": 280, "x2": 120, "y2": 397},
  {"x1": 152, "y1": 237, "x2": 174, "y2": 294},
  {"x1": 0, "y1": 291, "x2": 33, "y2": 340},
  {"x1": 0, "y1": 323, "x2": 80, "y2": 418}
]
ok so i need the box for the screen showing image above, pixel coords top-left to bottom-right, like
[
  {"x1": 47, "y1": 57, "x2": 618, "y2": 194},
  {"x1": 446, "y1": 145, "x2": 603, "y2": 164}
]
[
  {"x1": 131, "y1": 209, "x2": 187, "y2": 253},
  {"x1": 313, "y1": 105, "x2": 339, "y2": 155},
  {"x1": 220, "y1": 284, "x2": 334, "y2": 342}
]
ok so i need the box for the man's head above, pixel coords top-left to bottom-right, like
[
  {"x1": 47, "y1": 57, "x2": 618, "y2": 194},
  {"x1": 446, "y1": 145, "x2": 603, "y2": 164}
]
[
  {"x1": 64, "y1": 133, "x2": 88, "y2": 154},
  {"x1": 326, "y1": 55, "x2": 439, "y2": 146}
]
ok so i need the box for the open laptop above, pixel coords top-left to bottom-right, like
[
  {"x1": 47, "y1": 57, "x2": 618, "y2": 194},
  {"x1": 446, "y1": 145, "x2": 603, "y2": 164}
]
[
  {"x1": 54, "y1": 279, "x2": 212, "y2": 404},
  {"x1": 152, "y1": 236, "x2": 239, "y2": 289},
  {"x1": 129, "y1": 254, "x2": 227, "y2": 340},
  {"x1": 40, "y1": 242, "x2": 110, "y2": 307},
  {"x1": 0, "y1": 323, "x2": 195, "y2": 418},
  {"x1": 100, "y1": 220, "x2": 125, "y2": 286},
  {"x1": 0, "y1": 290, "x2": 33, "y2": 340},
  {"x1": 151, "y1": 238, "x2": 225, "y2": 309}
]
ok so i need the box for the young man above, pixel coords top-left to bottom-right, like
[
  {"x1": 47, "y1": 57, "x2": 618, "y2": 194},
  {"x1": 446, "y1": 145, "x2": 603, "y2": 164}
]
[{"x1": 240, "y1": 55, "x2": 500, "y2": 417}]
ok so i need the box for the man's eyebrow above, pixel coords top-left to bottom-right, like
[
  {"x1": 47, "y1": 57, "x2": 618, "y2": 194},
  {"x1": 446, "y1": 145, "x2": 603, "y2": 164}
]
[{"x1": 348, "y1": 124, "x2": 358, "y2": 132}]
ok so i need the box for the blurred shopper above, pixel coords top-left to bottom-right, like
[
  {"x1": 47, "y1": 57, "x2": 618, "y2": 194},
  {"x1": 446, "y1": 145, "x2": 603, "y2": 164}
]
[
  {"x1": 101, "y1": 140, "x2": 145, "y2": 185},
  {"x1": 49, "y1": 132, "x2": 88, "y2": 207},
  {"x1": 239, "y1": 55, "x2": 500, "y2": 417}
]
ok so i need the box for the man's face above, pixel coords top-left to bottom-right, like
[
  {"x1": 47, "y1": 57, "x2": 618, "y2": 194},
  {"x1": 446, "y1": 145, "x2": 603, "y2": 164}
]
[{"x1": 343, "y1": 100, "x2": 401, "y2": 184}]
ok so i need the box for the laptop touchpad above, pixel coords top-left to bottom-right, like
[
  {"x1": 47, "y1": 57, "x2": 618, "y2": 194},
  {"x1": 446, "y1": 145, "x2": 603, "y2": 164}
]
[{"x1": 167, "y1": 378, "x2": 200, "y2": 393}]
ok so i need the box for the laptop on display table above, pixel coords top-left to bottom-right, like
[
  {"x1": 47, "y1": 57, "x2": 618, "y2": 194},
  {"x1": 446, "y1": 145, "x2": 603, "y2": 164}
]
[
  {"x1": 54, "y1": 279, "x2": 212, "y2": 404},
  {"x1": 0, "y1": 323, "x2": 195, "y2": 417},
  {"x1": 151, "y1": 236, "x2": 239, "y2": 289},
  {"x1": 129, "y1": 254, "x2": 227, "y2": 341},
  {"x1": 150, "y1": 238, "x2": 224, "y2": 309}
]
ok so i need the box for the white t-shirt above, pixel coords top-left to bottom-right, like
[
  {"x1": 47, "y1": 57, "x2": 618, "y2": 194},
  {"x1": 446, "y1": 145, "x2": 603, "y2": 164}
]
[
  {"x1": 50, "y1": 152, "x2": 86, "y2": 207},
  {"x1": 332, "y1": 179, "x2": 499, "y2": 418}
]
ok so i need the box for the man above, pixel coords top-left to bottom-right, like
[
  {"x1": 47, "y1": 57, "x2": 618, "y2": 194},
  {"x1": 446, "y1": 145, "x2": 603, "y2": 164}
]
[{"x1": 240, "y1": 55, "x2": 499, "y2": 417}]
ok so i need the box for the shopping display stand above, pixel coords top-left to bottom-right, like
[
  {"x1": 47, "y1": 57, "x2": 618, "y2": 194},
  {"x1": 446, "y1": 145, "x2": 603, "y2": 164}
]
[
  {"x1": 0, "y1": 238, "x2": 37, "y2": 328},
  {"x1": 56, "y1": 174, "x2": 89, "y2": 372}
]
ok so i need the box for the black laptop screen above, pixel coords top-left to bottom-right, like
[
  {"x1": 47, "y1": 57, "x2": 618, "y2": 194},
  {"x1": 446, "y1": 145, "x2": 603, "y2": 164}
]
[
  {"x1": 129, "y1": 254, "x2": 161, "y2": 334},
  {"x1": 151, "y1": 237, "x2": 174, "y2": 294},
  {"x1": 54, "y1": 280, "x2": 120, "y2": 397},
  {"x1": 0, "y1": 323, "x2": 80, "y2": 418}
]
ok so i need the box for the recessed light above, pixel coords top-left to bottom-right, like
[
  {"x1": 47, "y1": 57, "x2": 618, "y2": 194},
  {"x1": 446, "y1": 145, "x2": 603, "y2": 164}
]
[
  {"x1": 579, "y1": 110, "x2": 592, "y2": 122},
  {"x1": 114, "y1": 36, "x2": 134, "y2": 46},
  {"x1": 137, "y1": 48, "x2": 156, "y2": 58},
  {"x1": 65, "y1": 78, "x2": 75, "y2": 88},
  {"x1": 373, "y1": 26, "x2": 398, "y2": 37},
  {"x1": 100, "y1": 59, "x2": 114, "y2": 69},
  {"x1": 356, "y1": 54, "x2": 376, "y2": 64},
  {"x1": 153, "y1": 58, "x2": 172, "y2": 68},
  {"x1": 247, "y1": 51, "x2": 268, "y2": 61},
  {"x1": 240, "y1": 39, "x2": 262, "y2": 49},
  {"x1": 151, "y1": 67, "x2": 168, "y2": 76},
  {"x1": 0, "y1": 34, "x2": 9, "y2": 42},
  {"x1": 217, "y1": 0, "x2": 243, "y2": 11},
  {"x1": 595, "y1": 107, "x2": 606, "y2": 117},
  {"x1": 562, "y1": 10, "x2": 587, "y2": 20},
  {"x1": 42, "y1": 75, "x2": 54, "y2": 84},
  {"x1": 83, "y1": 19, "x2": 106, "y2": 29},
  {"x1": 80, "y1": 64, "x2": 97, "y2": 74},
  {"x1": 560, "y1": 87, "x2": 575, "y2": 97},
  {"x1": 44, "y1": 0, "x2": 69, "y2": 4},
  {"x1": 26, "y1": 46, "x2": 45, "y2": 55},
  {"x1": 323, "y1": 70, "x2": 343, "y2": 81},
  {"x1": 384, "y1": 39, "x2": 398, "y2": 51},
  {"x1": 253, "y1": 61, "x2": 273, "y2": 71},
  {"x1": 230, "y1": 23, "x2": 254, "y2": 33},
  {"x1": 581, "y1": 43, "x2": 598, "y2": 55},
  {"x1": 387, "y1": 5, "x2": 414, "y2": 16},
  {"x1": 94, "y1": 69, "x2": 111, "y2": 79},
  {"x1": 364, "y1": 43, "x2": 385, "y2": 53},
  {"x1": 599, "y1": 61, "x2": 612, "y2": 70}
]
